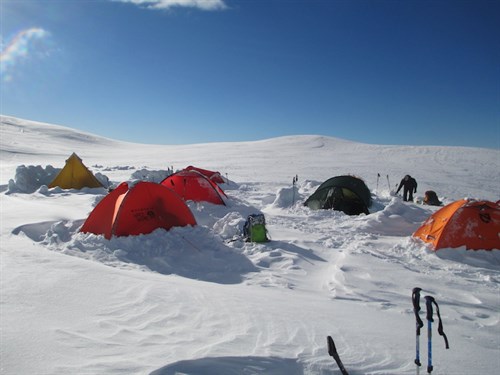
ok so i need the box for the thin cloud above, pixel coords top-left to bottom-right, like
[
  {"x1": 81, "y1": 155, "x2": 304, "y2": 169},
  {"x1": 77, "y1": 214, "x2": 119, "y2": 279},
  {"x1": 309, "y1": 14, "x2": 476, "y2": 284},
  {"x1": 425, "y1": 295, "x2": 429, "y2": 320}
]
[
  {"x1": 1, "y1": 28, "x2": 51, "y2": 82},
  {"x1": 115, "y1": 0, "x2": 227, "y2": 11}
]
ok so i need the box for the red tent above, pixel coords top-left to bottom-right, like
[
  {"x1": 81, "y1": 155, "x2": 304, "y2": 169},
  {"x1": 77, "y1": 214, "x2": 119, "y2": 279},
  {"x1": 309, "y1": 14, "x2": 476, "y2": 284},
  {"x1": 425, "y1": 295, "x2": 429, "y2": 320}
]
[
  {"x1": 161, "y1": 170, "x2": 226, "y2": 205},
  {"x1": 184, "y1": 165, "x2": 225, "y2": 184},
  {"x1": 413, "y1": 199, "x2": 500, "y2": 251},
  {"x1": 80, "y1": 181, "x2": 196, "y2": 239}
]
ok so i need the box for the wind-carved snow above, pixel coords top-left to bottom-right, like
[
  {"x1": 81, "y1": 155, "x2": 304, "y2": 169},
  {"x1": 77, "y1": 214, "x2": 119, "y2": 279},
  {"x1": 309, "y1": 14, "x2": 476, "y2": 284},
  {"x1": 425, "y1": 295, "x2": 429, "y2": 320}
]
[{"x1": 1, "y1": 115, "x2": 499, "y2": 375}]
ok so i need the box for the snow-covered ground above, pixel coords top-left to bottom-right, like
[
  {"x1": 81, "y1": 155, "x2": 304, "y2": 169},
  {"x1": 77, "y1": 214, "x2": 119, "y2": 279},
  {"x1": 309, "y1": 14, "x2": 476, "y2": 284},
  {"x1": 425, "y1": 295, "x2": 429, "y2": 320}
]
[{"x1": 1, "y1": 115, "x2": 499, "y2": 375}]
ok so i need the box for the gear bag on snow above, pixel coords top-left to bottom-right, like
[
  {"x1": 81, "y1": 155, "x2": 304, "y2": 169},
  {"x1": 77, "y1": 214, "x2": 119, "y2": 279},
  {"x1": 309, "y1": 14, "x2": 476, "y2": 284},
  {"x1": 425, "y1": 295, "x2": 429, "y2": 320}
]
[{"x1": 243, "y1": 214, "x2": 269, "y2": 243}]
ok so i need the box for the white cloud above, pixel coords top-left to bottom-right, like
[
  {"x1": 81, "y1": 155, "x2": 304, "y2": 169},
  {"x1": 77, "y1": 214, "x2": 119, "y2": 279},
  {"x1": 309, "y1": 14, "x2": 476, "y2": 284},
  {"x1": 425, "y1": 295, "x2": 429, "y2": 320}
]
[{"x1": 116, "y1": 0, "x2": 227, "y2": 11}]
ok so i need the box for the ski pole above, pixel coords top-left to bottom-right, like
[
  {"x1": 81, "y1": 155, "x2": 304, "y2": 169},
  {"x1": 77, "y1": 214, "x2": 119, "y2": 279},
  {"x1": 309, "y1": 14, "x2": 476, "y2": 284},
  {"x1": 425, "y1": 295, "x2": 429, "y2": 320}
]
[
  {"x1": 327, "y1": 336, "x2": 349, "y2": 375},
  {"x1": 292, "y1": 176, "x2": 297, "y2": 205},
  {"x1": 425, "y1": 295, "x2": 450, "y2": 374},
  {"x1": 425, "y1": 296, "x2": 434, "y2": 374},
  {"x1": 412, "y1": 288, "x2": 424, "y2": 371}
]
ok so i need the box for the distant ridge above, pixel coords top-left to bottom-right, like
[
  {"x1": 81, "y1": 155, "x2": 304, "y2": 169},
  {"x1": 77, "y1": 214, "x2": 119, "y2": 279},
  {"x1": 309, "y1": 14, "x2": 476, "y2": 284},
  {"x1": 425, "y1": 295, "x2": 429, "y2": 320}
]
[
  {"x1": 2, "y1": 114, "x2": 494, "y2": 152},
  {"x1": 1, "y1": 115, "x2": 124, "y2": 158},
  {"x1": 1, "y1": 114, "x2": 498, "y2": 202}
]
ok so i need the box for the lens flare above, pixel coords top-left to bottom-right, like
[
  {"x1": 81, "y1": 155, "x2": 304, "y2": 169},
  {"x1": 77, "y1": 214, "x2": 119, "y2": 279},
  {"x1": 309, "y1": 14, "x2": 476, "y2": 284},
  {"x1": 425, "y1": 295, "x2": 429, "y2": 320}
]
[{"x1": 1, "y1": 28, "x2": 51, "y2": 82}]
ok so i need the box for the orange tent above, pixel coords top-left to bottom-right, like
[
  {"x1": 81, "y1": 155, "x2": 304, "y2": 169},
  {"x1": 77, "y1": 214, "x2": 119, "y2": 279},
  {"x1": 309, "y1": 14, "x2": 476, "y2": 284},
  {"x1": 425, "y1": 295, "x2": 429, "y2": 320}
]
[
  {"x1": 160, "y1": 170, "x2": 226, "y2": 206},
  {"x1": 413, "y1": 199, "x2": 500, "y2": 251},
  {"x1": 80, "y1": 181, "x2": 196, "y2": 239}
]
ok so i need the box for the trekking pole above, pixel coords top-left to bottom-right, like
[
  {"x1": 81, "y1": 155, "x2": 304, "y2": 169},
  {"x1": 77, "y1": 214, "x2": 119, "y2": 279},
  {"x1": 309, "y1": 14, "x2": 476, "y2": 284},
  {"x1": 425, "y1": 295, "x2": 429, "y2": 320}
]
[
  {"x1": 327, "y1": 336, "x2": 349, "y2": 375},
  {"x1": 424, "y1": 296, "x2": 434, "y2": 374},
  {"x1": 425, "y1": 295, "x2": 450, "y2": 374},
  {"x1": 412, "y1": 288, "x2": 424, "y2": 372}
]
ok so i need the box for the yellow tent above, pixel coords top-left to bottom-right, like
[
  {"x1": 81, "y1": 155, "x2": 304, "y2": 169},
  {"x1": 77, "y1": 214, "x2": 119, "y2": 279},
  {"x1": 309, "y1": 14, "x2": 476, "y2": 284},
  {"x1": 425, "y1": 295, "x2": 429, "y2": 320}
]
[{"x1": 49, "y1": 153, "x2": 103, "y2": 189}]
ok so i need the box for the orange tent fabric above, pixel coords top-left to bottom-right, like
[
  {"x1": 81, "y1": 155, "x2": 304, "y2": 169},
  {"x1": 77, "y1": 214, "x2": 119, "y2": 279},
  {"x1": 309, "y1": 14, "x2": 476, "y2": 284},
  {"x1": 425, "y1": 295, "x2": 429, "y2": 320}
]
[
  {"x1": 184, "y1": 165, "x2": 225, "y2": 184},
  {"x1": 80, "y1": 181, "x2": 196, "y2": 239},
  {"x1": 161, "y1": 170, "x2": 226, "y2": 205},
  {"x1": 413, "y1": 199, "x2": 500, "y2": 251}
]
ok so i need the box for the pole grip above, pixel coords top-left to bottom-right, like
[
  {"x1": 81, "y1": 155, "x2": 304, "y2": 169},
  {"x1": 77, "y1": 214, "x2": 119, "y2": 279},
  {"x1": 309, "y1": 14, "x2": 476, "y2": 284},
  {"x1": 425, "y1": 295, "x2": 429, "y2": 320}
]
[
  {"x1": 425, "y1": 296, "x2": 435, "y2": 322},
  {"x1": 412, "y1": 287, "x2": 424, "y2": 333}
]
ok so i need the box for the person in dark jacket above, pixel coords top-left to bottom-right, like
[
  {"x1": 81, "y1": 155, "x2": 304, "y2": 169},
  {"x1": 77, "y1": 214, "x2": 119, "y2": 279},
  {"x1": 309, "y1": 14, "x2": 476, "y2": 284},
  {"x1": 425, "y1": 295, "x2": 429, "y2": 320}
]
[{"x1": 396, "y1": 175, "x2": 417, "y2": 202}]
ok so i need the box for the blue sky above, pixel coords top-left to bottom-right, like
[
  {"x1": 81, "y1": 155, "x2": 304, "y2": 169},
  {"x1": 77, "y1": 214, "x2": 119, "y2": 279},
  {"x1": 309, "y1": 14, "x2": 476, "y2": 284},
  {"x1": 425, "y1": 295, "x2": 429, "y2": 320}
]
[{"x1": 1, "y1": 0, "x2": 499, "y2": 148}]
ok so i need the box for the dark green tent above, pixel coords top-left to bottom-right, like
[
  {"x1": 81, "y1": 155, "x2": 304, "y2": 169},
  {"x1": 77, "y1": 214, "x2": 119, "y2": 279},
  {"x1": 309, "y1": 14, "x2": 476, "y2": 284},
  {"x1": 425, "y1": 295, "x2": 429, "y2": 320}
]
[{"x1": 304, "y1": 175, "x2": 371, "y2": 215}]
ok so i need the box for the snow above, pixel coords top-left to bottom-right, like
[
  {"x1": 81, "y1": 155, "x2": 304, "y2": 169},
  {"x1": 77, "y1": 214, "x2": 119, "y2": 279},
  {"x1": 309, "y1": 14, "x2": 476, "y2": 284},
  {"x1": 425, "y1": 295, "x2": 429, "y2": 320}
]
[{"x1": 1, "y1": 114, "x2": 499, "y2": 374}]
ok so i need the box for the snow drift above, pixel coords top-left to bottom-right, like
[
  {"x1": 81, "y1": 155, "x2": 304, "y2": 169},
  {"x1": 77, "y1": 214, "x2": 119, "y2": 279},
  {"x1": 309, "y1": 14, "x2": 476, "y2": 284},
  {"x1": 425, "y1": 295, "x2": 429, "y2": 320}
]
[{"x1": 1, "y1": 115, "x2": 499, "y2": 375}]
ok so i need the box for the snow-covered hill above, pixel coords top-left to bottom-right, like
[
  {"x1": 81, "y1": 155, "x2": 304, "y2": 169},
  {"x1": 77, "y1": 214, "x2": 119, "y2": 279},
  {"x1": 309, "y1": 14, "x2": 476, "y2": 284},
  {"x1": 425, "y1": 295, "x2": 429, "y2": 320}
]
[{"x1": 1, "y1": 115, "x2": 499, "y2": 374}]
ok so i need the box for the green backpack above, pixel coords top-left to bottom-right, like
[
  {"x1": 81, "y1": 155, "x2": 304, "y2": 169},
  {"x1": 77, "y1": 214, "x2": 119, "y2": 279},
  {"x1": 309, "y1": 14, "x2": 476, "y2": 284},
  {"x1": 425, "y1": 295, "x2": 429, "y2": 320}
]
[{"x1": 243, "y1": 214, "x2": 269, "y2": 243}]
